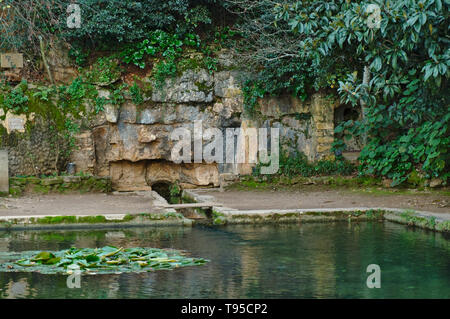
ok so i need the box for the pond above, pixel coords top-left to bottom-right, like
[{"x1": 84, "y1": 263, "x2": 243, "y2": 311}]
[{"x1": 0, "y1": 221, "x2": 449, "y2": 298}]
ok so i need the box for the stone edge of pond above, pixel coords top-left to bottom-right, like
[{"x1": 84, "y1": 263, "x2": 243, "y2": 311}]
[
  {"x1": 0, "y1": 213, "x2": 193, "y2": 231},
  {"x1": 183, "y1": 190, "x2": 450, "y2": 232}
]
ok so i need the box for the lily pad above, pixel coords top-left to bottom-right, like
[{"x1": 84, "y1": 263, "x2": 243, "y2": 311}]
[{"x1": 0, "y1": 246, "x2": 209, "y2": 275}]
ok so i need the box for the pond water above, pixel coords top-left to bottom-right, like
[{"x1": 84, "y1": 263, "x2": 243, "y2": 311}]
[{"x1": 0, "y1": 221, "x2": 449, "y2": 299}]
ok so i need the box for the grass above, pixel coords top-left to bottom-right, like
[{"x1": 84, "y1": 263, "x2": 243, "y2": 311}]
[
  {"x1": 19, "y1": 213, "x2": 183, "y2": 225},
  {"x1": 8, "y1": 175, "x2": 112, "y2": 197},
  {"x1": 227, "y1": 175, "x2": 450, "y2": 196}
]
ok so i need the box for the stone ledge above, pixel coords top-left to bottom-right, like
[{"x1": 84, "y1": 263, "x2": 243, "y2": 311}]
[
  {"x1": 0, "y1": 212, "x2": 192, "y2": 231},
  {"x1": 214, "y1": 207, "x2": 450, "y2": 232},
  {"x1": 8, "y1": 175, "x2": 112, "y2": 196},
  {"x1": 184, "y1": 189, "x2": 450, "y2": 232}
]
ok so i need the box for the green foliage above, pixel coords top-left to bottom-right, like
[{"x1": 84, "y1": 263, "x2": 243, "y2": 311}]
[
  {"x1": 212, "y1": 26, "x2": 238, "y2": 47},
  {"x1": 84, "y1": 56, "x2": 122, "y2": 85},
  {"x1": 2, "y1": 81, "x2": 29, "y2": 114},
  {"x1": 62, "y1": 119, "x2": 80, "y2": 158},
  {"x1": 9, "y1": 175, "x2": 112, "y2": 195},
  {"x1": 61, "y1": 0, "x2": 192, "y2": 45},
  {"x1": 169, "y1": 182, "x2": 181, "y2": 197},
  {"x1": 0, "y1": 75, "x2": 124, "y2": 175},
  {"x1": 120, "y1": 29, "x2": 198, "y2": 82},
  {"x1": 57, "y1": 76, "x2": 96, "y2": 111},
  {"x1": 153, "y1": 56, "x2": 179, "y2": 87},
  {"x1": 204, "y1": 56, "x2": 218, "y2": 74},
  {"x1": 130, "y1": 82, "x2": 144, "y2": 105},
  {"x1": 242, "y1": 59, "x2": 313, "y2": 114},
  {"x1": 111, "y1": 83, "x2": 128, "y2": 105},
  {"x1": 32, "y1": 86, "x2": 53, "y2": 102},
  {"x1": 68, "y1": 47, "x2": 89, "y2": 67},
  {"x1": 0, "y1": 246, "x2": 208, "y2": 274},
  {"x1": 120, "y1": 29, "x2": 223, "y2": 85},
  {"x1": 271, "y1": 0, "x2": 449, "y2": 185},
  {"x1": 183, "y1": 5, "x2": 212, "y2": 31},
  {"x1": 254, "y1": 151, "x2": 356, "y2": 178},
  {"x1": 358, "y1": 114, "x2": 449, "y2": 186},
  {"x1": 242, "y1": 81, "x2": 265, "y2": 115},
  {"x1": 94, "y1": 97, "x2": 107, "y2": 114}
]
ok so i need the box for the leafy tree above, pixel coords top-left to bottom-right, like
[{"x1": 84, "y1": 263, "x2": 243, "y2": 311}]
[{"x1": 230, "y1": 0, "x2": 449, "y2": 185}]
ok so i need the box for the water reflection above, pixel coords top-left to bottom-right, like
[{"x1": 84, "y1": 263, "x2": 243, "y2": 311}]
[{"x1": 0, "y1": 222, "x2": 449, "y2": 298}]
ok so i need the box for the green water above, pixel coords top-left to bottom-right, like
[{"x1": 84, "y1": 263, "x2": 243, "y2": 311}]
[{"x1": 0, "y1": 221, "x2": 449, "y2": 298}]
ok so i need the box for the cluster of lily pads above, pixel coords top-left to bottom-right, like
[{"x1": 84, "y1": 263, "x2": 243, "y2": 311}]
[{"x1": 0, "y1": 246, "x2": 208, "y2": 274}]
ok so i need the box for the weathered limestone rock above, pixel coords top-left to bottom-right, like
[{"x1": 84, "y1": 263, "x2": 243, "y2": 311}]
[
  {"x1": 110, "y1": 161, "x2": 151, "y2": 191},
  {"x1": 146, "y1": 161, "x2": 219, "y2": 187},
  {"x1": 52, "y1": 67, "x2": 78, "y2": 84},
  {"x1": 46, "y1": 40, "x2": 78, "y2": 84},
  {"x1": 98, "y1": 90, "x2": 118, "y2": 123},
  {"x1": 41, "y1": 177, "x2": 63, "y2": 186},
  {"x1": 119, "y1": 102, "x2": 137, "y2": 123},
  {"x1": 214, "y1": 71, "x2": 243, "y2": 97},
  {"x1": 311, "y1": 94, "x2": 335, "y2": 160},
  {"x1": 137, "y1": 126, "x2": 157, "y2": 143},
  {"x1": 216, "y1": 49, "x2": 236, "y2": 69},
  {"x1": 179, "y1": 163, "x2": 219, "y2": 187},
  {"x1": 106, "y1": 124, "x2": 175, "y2": 162},
  {"x1": 259, "y1": 95, "x2": 310, "y2": 119},
  {"x1": 92, "y1": 125, "x2": 110, "y2": 176},
  {"x1": 219, "y1": 96, "x2": 244, "y2": 119},
  {"x1": 430, "y1": 178, "x2": 443, "y2": 188},
  {"x1": 382, "y1": 179, "x2": 394, "y2": 188},
  {"x1": 0, "y1": 150, "x2": 8, "y2": 193},
  {"x1": 62, "y1": 176, "x2": 82, "y2": 183},
  {"x1": 105, "y1": 104, "x2": 118, "y2": 123},
  {"x1": 6, "y1": 59, "x2": 338, "y2": 191},
  {"x1": 2, "y1": 69, "x2": 22, "y2": 82},
  {"x1": 151, "y1": 69, "x2": 214, "y2": 103},
  {"x1": 70, "y1": 131, "x2": 96, "y2": 175},
  {"x1": 146, "y1": 161, "x2": 181, "y2": 185}
]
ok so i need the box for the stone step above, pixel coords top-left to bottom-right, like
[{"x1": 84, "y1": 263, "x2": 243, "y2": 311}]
[{"x1": 161, "y1": 202, "x2": 222, "y2": 209}]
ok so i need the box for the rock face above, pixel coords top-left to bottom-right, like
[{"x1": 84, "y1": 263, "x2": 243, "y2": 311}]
[
  {"x1": 75, "y1": 66, "x2": 336, "y2": 190},
  {"x1": 0, "y1": 116, "x2": 72, "y2": 176},
  {"x1": 151, "y1": 69, "x2": 214, "y2": 103},
  {"x1": 46, "y1": 40, "x2": 78, "y2": 84},
  {"x1": 2, "y1": 55, "x2": 337, "y2": 191}
]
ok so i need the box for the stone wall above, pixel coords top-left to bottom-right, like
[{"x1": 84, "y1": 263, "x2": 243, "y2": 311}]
[
  {"x1": 0, "y1": 115, "x2": 71, "y2": 177},
  {"x1": 1, "y1": 56, "x2": 337, "y2": 191},
  {"x1": 66, "y1": 68, "x2": 336, "y2": 190}
]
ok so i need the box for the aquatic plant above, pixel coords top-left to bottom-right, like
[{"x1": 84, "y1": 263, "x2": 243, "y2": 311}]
[{"x1": 0, "y1": 246, "x2": 208, "y2": 274}]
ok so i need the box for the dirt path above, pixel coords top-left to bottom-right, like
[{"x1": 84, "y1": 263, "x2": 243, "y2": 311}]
[
  {"x1": 197, "y1": 188, "x2": 450, "y2": 213},
  {"x1": 0, "y1": 193, "x2": 161, "y2": 217},
  {"x1": 0, "y1": 187, "x2": 448, "y2": 218}
]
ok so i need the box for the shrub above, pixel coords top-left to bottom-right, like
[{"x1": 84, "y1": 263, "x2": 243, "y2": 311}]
[{"x1": 254, "y1": 151, "x2": 356, "y2": 178}]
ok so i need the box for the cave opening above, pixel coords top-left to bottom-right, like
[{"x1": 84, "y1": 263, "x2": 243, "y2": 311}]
[{"x1": 152, "y1": 182, "x2": 172, "y2": 202}]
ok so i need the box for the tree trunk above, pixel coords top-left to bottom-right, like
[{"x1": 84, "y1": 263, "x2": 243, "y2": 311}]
[
  {"x1": 39, "y1": 36, "x2": 55, "y2": 85},
  {"x1": 360, "y1": 65, "x2": 371, "y2": 146}
]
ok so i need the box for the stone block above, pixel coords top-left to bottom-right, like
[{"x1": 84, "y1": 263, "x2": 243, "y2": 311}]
[
  {"x1": 62, "y1": 176, "x2": 82, "y2": 183},
  {"x1": 41, "y1": 177, "x2": 63, "y2": 186},
  {"x1": 316, "y1": 144, "x2": 332, "y2": 153},
  {"x1": 316, "y1": 136, "x2": 334, "y2": 144},
  {"x1": 1, "y1": 53, "x2": 23, "y2": 68},
  {"x1": 315, "y1": 122, "x2": 334, "y2": 130},
  {"x1": 258, "y1": 95, "x2": 309, "y2": 118},
  {"x1": 0, "y1": 150, "x2": 8, "y2": 193}
]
